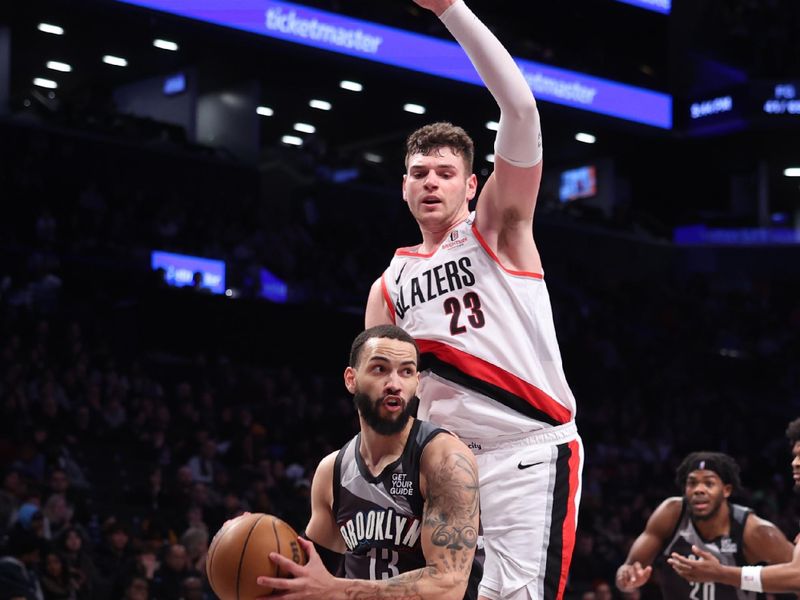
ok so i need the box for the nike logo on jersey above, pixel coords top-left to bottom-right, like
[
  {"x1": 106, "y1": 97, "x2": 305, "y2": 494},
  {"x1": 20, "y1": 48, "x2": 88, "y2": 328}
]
[
  {"x1": 518, "y1": 461, "x2": 543, "y2": 470},
  {"x1": 395, "y1": 263, "x2": 407, "y2": 285}
]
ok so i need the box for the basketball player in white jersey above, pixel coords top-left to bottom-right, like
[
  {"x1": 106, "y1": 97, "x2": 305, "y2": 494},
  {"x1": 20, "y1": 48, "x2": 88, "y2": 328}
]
[
  {"x1": 364, "y1": 1, "x2": 583, "y2": 599},
  {"x1": 667, "y1": 420, "x2": 800, "y2": 594}
]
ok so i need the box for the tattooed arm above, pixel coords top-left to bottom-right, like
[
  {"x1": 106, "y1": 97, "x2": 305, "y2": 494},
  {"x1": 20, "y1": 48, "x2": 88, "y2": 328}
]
[{"x1": 256, "y1": 433, "x2": 480, "y2": 600}]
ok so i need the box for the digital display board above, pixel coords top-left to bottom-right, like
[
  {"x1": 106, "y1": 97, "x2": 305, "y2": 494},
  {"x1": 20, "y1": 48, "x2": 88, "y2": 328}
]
[
  {"x1": 674, "y1": 225, "x2": 800, "y2": 246},
  {"x1": 754, "y1": 80, "x2": 800, "y2": 116},
  {"x1": 151, "y1": 250, "x2": 226, "y2": 294},
  {"x1": 559, "y1": 165, "x2": 597, "y2": 202},
  {"x1": 163, "y1": 72, "x2": 186, "y2": 95},
  {"x1": 679, "y1": 86, "x2": 750, "y2": 136},
  {"x1": 115, "y1": 0, "x2": 672, "y2": 129}
]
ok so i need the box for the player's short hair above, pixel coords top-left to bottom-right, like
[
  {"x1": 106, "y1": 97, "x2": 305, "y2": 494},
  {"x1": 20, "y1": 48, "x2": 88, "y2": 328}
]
[
  {"x1": 405, "y1": 122, "x2": 475, "y2": 173},
  {"x1": 349, "y1": 325, "x2": 419, "y2": 368},
  {"x1": 675, "y1": 451, "x2": 742, "y2": 494},
  {"x1": 786, "y1": 418, "x2": 800, "y2": 446}
]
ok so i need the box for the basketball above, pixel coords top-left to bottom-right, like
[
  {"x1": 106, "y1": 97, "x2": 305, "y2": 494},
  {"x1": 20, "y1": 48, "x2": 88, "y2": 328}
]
[{"x1": 206, "y1": 513, "x2": 307, "y2": 599}]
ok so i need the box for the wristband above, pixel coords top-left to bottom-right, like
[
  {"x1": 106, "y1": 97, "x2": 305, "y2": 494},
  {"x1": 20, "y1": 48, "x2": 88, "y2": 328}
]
[{"x1": 740, "y1": 566, "x2": 763, "y2": 593}]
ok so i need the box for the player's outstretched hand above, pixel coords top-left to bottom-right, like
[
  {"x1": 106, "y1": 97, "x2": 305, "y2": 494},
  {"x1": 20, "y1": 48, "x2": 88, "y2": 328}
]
[
  {"x1": 616, "y1": 562, "x2": 653, "y2": 591},
  {"x1": 256, "y1": 537, "x2": 335, "y2": 600},
  {"x1": 668, "y1": 545, "x2": 722, "y2": 583}
]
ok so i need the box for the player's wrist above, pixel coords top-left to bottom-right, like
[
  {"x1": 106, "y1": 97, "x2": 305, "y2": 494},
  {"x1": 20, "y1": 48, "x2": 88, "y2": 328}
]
[
  {"x1": 741, "y1": 566, "x2": 763, "y2": 593},
  {"x1": 718, "y1": 566, "x2": 741, "y2": 588},
  {"x1": 331, "y1": 577, "x2": 351, "y2": 600},
  {"x1": 436, "y1": 0, "x2": 462, "y2": 19}
]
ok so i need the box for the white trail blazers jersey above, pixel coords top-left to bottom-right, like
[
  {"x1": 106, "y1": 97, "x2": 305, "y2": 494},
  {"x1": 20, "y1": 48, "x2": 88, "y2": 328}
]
[{"x1": 380, "y1": 213, "x2": 576, "y2": 439}]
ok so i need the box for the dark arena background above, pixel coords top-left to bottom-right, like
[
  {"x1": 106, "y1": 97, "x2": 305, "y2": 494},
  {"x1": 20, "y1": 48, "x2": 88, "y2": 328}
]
[{"x1": 1, "y1": 1, "x2": 799, "y2": 598}]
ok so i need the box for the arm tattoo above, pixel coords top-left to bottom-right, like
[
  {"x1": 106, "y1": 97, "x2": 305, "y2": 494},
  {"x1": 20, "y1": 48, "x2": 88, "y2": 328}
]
[
  {"x1": 423, "y1": 452, "x2": 480, "y2": 574},
  {"x1": 344, "y1": 568, "x2": 431, "y2": 599}
]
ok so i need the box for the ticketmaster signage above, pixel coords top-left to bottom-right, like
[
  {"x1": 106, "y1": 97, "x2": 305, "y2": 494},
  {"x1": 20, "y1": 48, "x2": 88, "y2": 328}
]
[
  {"x1": 614, "y1": 0, "x2": 671, "y2": 15},
  {"x1": 116, "y1": 0, "x2": 672, "y2": 129}
]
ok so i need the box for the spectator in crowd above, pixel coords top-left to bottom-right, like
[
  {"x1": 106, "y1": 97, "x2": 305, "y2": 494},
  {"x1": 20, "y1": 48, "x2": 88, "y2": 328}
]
[
  {"x1": 151, "y1": 543, "x2": 197, "y2": 600},
  {"x1": 40, "y1": 550, "x2": 74, "y2": 600},
  {"x1": 179, "y1": 526, "x2": 209, "y2": 575},
  {"x1": 94, "y1": 520, "x2": 137, "y2": 599},
  {"x1": 0, "y1": 525, "x2": 44, "y2": 600},
  {"x1": 121, "y1": 575, "x2": 150, "y2": 600},
  {"x1": 55, "y1": 526, "x2": 98, "y2": 600}
]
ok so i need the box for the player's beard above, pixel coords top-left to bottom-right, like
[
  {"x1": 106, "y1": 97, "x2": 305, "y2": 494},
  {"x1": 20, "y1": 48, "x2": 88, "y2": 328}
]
[
  {"x1": 354, "y1": 392, "x2": 415, "y2": 436},
  {"x1": 689, "y1": 495, "x2": 725, "y2": 521}
]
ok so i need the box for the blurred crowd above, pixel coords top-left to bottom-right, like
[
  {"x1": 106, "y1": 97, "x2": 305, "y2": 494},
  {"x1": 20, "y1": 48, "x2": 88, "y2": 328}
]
[{"x1": 1, "y1": 117, "x2": 799, "y2": 600}]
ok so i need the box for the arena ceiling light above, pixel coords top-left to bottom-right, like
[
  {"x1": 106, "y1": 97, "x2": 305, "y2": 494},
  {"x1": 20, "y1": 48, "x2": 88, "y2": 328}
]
[
  {"x1": 485, "y1": 154, "x2": 495, "y2": 163},
  {"x1": 153, "y1": 38, "x2": 179, "y2": 51},
  {"x1": 293, "y1": 123, "x2": 316, "y2": 134},
  {"x1": 256, "y1": 106, "x2": 274, "y2": 117},
  {"x1": 309, "y1": 99, "x2": 332, "y2": 111},
  {"x1": 33, "y1": 77, "x2": 58, "y2": 89},
  {"x1": 102, "y1": 55, "x2": 128, "y2": 67},
  {"x1": 282, "y1": 135, "x2": 303, "y2": 146},
  {"x1": 575, "y1": 132, "x2": 597, "y2": 144},
  {"x1": 403, "y1": 103, "x2": 426, "y2": 115},
  {"x1": 46, "y1": 61, "x2": 72, "y2": 73},
  {"x1": 38, "y1": 23, "x2": 64, "y2": 35},
  {"x1": 340, "y1": 80, "x2": 363, "y2": 92},
  {"x1": 364, "y1": 152, "x2": 383, "y2": 164},
  {"x1": 784, "y1": 168, "x2": 800, "y2": 177},
  {"x1": 486, "y1": 121, "x2": 499, "y2": 131}
]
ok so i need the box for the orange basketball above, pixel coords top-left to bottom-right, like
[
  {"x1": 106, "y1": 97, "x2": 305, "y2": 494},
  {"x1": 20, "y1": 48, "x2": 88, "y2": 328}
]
[{"x1": 206, "y1": 513, "x2": 307, "y2": 599}]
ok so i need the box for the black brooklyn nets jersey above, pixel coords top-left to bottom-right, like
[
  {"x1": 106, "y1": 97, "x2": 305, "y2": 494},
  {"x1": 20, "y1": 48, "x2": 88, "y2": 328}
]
[
  {"x1": 655, "y1": 501, "x2": 753, "y2": 600},
  {"x1": 333, "y1": 419, "x2": 447, "y2": 580}
]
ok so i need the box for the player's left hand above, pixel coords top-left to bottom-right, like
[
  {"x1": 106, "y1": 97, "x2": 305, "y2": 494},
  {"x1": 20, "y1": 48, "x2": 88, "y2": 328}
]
[
  {"x1": 255, "y1": 537, "x2": 337, "y2": 600},
  {"x1": 667, "y1": 545, "x2": 722, "y2": 583}
]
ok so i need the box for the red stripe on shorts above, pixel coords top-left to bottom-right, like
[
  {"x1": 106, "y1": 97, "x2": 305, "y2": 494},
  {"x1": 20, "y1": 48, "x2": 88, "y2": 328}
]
[{"x1": 556, "y1": 439, "x2": 581, "y2": 600}]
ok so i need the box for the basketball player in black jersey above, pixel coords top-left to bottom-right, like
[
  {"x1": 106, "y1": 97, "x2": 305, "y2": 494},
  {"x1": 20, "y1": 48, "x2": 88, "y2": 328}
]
[
  {"x1": 615, "y1": 451, "x2": 793, "y2": 600},
  {"x1": 257, "y1": 325, "x2": 480, "y2": 600},
  {"x1": 668, "y1": 419, "x2": 800, "y2": 594}
]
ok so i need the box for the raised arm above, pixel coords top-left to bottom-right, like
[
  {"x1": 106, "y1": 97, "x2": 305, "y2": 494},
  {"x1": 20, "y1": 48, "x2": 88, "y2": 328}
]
[
  {"x1": 258, "y1": 434, "x2": 480, "y2": 600},
  {"x1": 418, "y1": 0, "x2": 543, "y2": 266},
  {"x1": 616, "y1": 497, "x2": 683, "y2": 592}
]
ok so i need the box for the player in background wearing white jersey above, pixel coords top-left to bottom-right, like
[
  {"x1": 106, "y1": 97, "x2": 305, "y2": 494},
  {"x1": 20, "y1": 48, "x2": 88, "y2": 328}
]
[
  {"x1": 667, "y1": 419, "x2": 800, "y2": 594},
  {"x1": 365, "y1": 1, "x2": 582, "y2": 599}
]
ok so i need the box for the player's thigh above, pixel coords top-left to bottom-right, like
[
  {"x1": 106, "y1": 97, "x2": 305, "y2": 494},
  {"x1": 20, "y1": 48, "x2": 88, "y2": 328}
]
[{"x1": 477, "y1": 439, "x2": 582, "y2": 599}]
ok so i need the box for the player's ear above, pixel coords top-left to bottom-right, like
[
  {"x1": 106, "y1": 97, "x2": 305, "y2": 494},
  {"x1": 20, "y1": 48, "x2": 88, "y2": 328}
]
[
  {"x1": 722, "y1": 483, "x2": 732, "y2": 499},
  {"x1": 466, "y1": 173, "x2": 478, "y2": 201},
  {"x1": 343, "y1": 366, "x2": 357, "y2": 394},
  {"x1": 402, "y1": 174, "x2": 408, "y2": 201}
]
